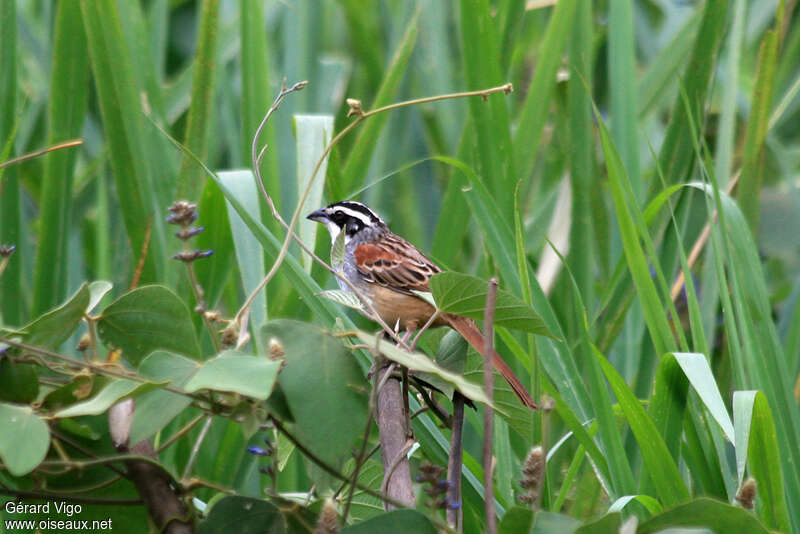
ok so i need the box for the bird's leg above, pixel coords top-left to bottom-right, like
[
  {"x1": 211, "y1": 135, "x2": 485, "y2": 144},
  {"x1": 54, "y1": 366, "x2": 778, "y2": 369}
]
[{"x1": 400, "y1": 327, "x2": 416, "y2": 439}]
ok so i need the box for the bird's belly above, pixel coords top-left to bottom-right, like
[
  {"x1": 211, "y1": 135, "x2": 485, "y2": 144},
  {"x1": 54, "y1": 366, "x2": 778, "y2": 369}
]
[{"x1": 365, "y1": 285, "x2": 445, "y2": 331}]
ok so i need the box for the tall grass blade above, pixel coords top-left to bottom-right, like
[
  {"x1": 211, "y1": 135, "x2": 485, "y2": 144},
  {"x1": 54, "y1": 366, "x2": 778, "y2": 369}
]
[
  {"x1": 80, "y1": 0, "x2": 167, "y2": 284},
  {"x1": 0, "y1": 0, "x2": 21, "y2": 325},
  {"x1": 32, "y1": 1, "x2": 89, "y2": 315},
  {"x1": 176, "y1": 0, "x2": 220, "y2": 201}
]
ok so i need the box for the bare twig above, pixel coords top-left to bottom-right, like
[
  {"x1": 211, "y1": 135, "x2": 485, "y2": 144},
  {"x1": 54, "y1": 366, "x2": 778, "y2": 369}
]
[
  {"x1": 156, "y1": 413, "x2": 207, "y2": 454},
  {"x1": 182, "y1": 416, "x2": 213, "y2": 479},
  {"x1": 270, "y1": 417, "x2": 405, "y2": 508},
  {"x1": 0, "y1": 138, "x2": 83, "y2": 169},
  {"x1": 446, "y1": 392, "x2": 465, "y2": 531},
  {"x1": 0, "y1": 338, "x2": 201, "y2": 401},
  {"x1": 483, "y1": 278, "x2": 498, "y2": 534}
]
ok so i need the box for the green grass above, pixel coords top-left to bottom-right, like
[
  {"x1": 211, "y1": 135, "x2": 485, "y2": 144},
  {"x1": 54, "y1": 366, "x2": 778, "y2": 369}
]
[{"x1": 1, "y1": 1, "x2": 800, "y2": 532}]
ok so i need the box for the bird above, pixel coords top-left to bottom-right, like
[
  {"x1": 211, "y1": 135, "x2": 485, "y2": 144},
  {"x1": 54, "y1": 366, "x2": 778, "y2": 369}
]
[{"x1": 307, "y1": 200, "x2": 537, "y2": 410}]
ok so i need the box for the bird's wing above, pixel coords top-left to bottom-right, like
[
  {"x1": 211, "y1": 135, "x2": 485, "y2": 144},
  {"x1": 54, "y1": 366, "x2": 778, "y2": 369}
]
[{"x1": 353, "y1": 235, "x2": 440, "y2": 295}]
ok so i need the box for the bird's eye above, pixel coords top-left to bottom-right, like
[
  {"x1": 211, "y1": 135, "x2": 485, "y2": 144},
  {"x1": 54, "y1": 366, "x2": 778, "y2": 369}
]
[{"x1": 334, "y1": 210, "x2": 343, "y2": 217}]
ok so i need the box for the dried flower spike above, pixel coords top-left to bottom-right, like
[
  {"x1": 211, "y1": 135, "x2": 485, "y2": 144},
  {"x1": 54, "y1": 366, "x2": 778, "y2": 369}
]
[
  {"x1": 167, "y1": 201, "x2": 198, "y2": 226},
  {"x1": 0, "y1": 244, "x2": 16, "y2": 258},
  {"x1": 315, "y1": 499, "x2": 338, "y2": 534},
  {"x1": 519, "y1": 446, "x2": 544, "y2": 505},
  {"x1": 736, "y1": 478, "x2": 757, "y2": 510}
]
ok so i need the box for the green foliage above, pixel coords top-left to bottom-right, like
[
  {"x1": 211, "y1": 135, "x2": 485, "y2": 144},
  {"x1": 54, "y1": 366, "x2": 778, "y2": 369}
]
[{"x1": 1, "y1": 1, "x2": 798, "y2": 532}]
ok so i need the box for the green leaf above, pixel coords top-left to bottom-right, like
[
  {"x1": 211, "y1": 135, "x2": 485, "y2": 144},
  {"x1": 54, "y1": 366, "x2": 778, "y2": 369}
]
[
  {"x1": 0, "y1": 0, "x2": 20, "y2": 326},
  {"x1": 608, "y1": 495, "x2": 662, "y2": 515},
  {"x1": 198, "y1": 496, "x2": 286, "y2": 534},
  {"x1": 531, "y1": 511, "x2": 582, "y2": 534},
  {"x1": 0, "y1": 359, "x2": 38, "y2": 403},
  {"x1": 337, "y1": 11, "x2": 419, "y2": 198},
  {"x1": 0, "y1": 403, "x2": 49, "y2": 476},
  {"x1": 594, "y1": 106, "x2": 675, "y2": 357},
  {"x1": 131, "y1": 350, "x2": 200, "y2": 444},
  {"x1": 54, "y1": 379, "x2": 161, "y2": 418},
  {"x1": 193, "y1": 178, "x2": 235, "y2": 309},
  {"x1": 87, "y1": 281, "x2": 113, "y2": 315},
  {"x1": 262, "y1": 320, "x2": 367, "y2": 468},
  {"x1": 429, "y1": 272, "x2": 552, "y2": 337},
  {"x1": 733, "y1": 390, "x2": 791, "y2": 533},
  {"x1": 317, "y1": 289, "x2": 364, "y2": 312},
  {"x1": 31, "y1": 0, "x2": 89, "y2": 315},
  {"x1": 240, "y1": 0, "x2": 279, "y2": 208},
  {"x1": 513, "y1": 0, "x2": 579, "y2": 185},
  {"x1": 459, "y1": 0, "x2": 513, "y2": 215},
  {"x1": 673, "y1": 352, "x2": 734, "y2": 442},
  {"x1": 330, "y1": 226, "x2": 345, "y2": 269},
  {"x1": 354, "y1": 329, "x2": 490, "y2": 406},
  {"x1": 80, "y1": 0, "x2": 167, "y2": 283},
  {"x1": 736, "y1": 6, "x2": 782, "y2": 231},
  {"x1": 97, "y1": 285, "x2": 201, "y2": 365},
  {"x1": 340, "y1": 509, "x2": 437, "y2": 534},
  {"x1": 594, "y1": 345, "x2": 690, "y2": 506},
  {"x1": 21, "y1": 283, "x2": 89, "y2": 349},
  {"x1": 637, "y1": 497, "x2": 769, "y2": 534},
  {"x1": 176, "y1": 0, "x2": 219, "y2": 201},
  {"x1": 654, "y1": 0, "x2": 728, "y2": 190},
  {"x1": 295, "y1": 114, "x2": 333, "y2": 273},
  {"x1": 574, "y1": 512, "x2": 621, "y2": 534},
  {"x1": 498, "y1": 506, "x2": 533, "y2": 534},
  {"x1": 219, "y1": 170, "x2": 267, "y2": 333},
  {"x1": 184, "y1": 350, "x2": 280, "y2": 400}
]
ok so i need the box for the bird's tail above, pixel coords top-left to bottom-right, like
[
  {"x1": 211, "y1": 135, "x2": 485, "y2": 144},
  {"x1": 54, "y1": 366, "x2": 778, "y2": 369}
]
[{"x1": 445, "y1": 314, "x2": 538, "y2": 410}]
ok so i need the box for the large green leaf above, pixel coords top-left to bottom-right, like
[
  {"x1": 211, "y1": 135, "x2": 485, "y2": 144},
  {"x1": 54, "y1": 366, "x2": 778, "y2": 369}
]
[
  {"x1": 295, "y1": 114, "x2": 333, "y2": 274},
  {"x1": 184, "y1": 350, "x2": 280, "y2": 400},
  {"x1": 262, "y1": 320, "x2": 367, "y2": 468},
  {"x1": 0, "y1": 403, "x2": 49, "y2": 476},
  {"x1": 594, "y1": 346, "x2": 689, "y2": 506},
  {"x1": 219, "y1": 170, "x2": 267, "y2": 334},
  {"x1": 97, "y1": 285, "x2": 201, "y2": 365},
  {"x1": 637, "y1": 497, "x2": 769, "y2": 534},
  {"x1": 673, "y1": 352, "x2": 734, "y2": 442},
  {"x1": 198, "y1": 496, "x2": 286, "y2": 534},
  {"x1": 429, "y1": 272, "x2": 552, "y2": 337},
  {"x1": 131, "y1": 350, "x2": 199, "y2": 444},
  {"x1": 340, "y1": 510, "x2": 436, "y2": 534},
  {"x1": 21, "y1": 283, "x2": 89, "y2": 349},
  {"x1": 54, "y1": 379, "x2": 162, "y2": 418}
]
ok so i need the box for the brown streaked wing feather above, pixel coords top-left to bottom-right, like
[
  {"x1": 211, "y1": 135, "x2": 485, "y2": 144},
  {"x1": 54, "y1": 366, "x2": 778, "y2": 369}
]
[{"x1": 354, "y1": 235, "x2": 440, "y2": 294}]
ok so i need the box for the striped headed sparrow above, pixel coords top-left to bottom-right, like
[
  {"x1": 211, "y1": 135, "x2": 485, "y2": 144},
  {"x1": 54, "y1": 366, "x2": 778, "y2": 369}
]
[{"x1": 307, "y1": 200, "x2": 537, "y2": 409}]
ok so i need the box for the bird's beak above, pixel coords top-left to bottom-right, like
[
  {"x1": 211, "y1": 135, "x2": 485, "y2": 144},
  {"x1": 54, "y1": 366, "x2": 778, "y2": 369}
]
[{"x1": 306, "y1": 208, "x2": 328, "y2": 223}]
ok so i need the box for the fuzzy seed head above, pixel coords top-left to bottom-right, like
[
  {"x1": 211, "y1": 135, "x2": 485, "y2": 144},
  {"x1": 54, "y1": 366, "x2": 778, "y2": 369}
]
[
  {"x1": 736, "y1": 477, "x2": 757, "y2": 509},
  {"x1": 315, "y1": 499, "x2": 339, "y2": 534}
]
